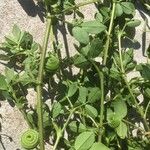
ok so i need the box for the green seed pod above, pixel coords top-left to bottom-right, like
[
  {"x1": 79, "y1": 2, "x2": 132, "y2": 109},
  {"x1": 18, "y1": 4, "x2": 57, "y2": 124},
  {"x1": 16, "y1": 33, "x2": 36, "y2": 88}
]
[
  {"x1": 45, "y1": 53, "x2": 60, "y2": 72},
  {"x1": 21, "y1": 129, "x2": 39, "y2": 149}
]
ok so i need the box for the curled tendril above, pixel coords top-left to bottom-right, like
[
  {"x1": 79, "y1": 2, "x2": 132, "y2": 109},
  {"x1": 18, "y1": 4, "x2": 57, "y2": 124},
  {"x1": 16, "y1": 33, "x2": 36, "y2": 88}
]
[{"x1": 21, "y1": 129, "x2": 39, "y2": 149}]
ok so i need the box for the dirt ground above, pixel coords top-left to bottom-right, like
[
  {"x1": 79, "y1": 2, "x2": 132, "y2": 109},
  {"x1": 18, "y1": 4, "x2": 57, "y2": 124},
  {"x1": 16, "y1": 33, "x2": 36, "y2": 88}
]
[{"x1": 0, "y1": 0, "x2": 150, "y2": 150}]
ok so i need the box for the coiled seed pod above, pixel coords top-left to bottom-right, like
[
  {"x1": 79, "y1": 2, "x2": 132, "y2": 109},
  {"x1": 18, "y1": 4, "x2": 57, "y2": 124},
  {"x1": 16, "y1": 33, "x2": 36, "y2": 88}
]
[
  {"x1": 21, "y1": 129, "x2": 39, "y2": 149},
  {"x1": 45, "y1": 53, "x2": 60, "y2": 72}
]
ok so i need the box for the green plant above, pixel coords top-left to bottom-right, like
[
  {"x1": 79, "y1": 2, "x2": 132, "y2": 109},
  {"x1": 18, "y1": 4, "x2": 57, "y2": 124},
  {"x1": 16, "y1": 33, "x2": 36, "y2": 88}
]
[
  {"x1": 0, "y1": 0, "x2": 150, "y2": 150},
  {"x1": 21, "y1": 129, "x2": 39, "y2": 149}
]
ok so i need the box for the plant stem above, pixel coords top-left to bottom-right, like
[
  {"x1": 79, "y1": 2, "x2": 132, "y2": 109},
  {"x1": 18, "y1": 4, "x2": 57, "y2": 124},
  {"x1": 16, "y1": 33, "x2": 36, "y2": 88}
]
[
  {"x1": 49, "y1": 0, "x2": 101, "y2": 18},
  {"x1": 117, "y1": 33, "x2": 150, "y2": 132},
  {"x1": 144, "y1": 100, "x2": 150, "y2": 119},
  {"x1": 93, "y1": 2, "x2": 116, "y2": 141},
  {"x1": 52, "y1": 110, "x2": 74, "y2": 150},
  {"x1": 103, "y1": 2, "x2": 116, "y2": 65},
  {"x1": 62, "y1": 0, "x2": 101, "y2": 13},
  {"x1": 123, "y1": 119, "x2": 145, "y2": 133},
  {"x1": 36, "y1": 14, "x2": 52, "y2": 150},
  {"x1": 75, "y1": 111, "x2": 99, "y2": 128},
  {"x1": 91, "y1": 61, "x2": 104, "y2": 141}
]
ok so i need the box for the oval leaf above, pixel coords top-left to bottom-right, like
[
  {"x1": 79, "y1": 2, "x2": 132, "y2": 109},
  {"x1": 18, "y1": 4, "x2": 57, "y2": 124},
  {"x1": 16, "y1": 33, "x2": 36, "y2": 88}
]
[
  {"x1": 112, "y1": 100, "x2": 127, "y2": 119},
  {"x1": 52, "y1": 102, "x2": 62, "y2": 118},
  {"x1": 67, "y1": 82, "x2": 78, "y2": 97},
  {"x1": 115, "y1": 3, "x2": 123, "y2": 17},
  {"x1": 126, "y1": 19, "x2": 141, "y2": 27},
  {"x1": 0, "y1": 74, "x2": 8, "y2": 91},
  {"x1": 88, "y1": 38, "x2": 103, "y2": 58},
  {"x1": 116, "y1": 121, "x2": 127, "y2": 139},
  {"x1": 85, "y1": 104, "x2": 98, "y2": 118},
  {"x1": 72, "y1": 27, "x2": 89, "y2": 44},
  {"x1": 90, "y1": 142, "x2": 111, "y2": 150},
  {"x1": 78, "y1": 86, "x2": 88, "y2": 103},
  {"x1": 81, "y1": 21, "x2": 106, "y2": 34},
  {"x1": 74, "y1": 131, "x2": 95, "y2": 150},
  {"x1": 121, "y1": 2, "x2": 135, "y2": 15},
  {"x1": 88, "y1": 87, "x2": 101, "y2": 103}
]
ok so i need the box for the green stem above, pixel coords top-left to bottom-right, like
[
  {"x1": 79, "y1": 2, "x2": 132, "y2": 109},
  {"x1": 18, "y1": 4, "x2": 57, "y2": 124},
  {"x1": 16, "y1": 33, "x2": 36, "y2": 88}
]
[
  {"x1": 36, "y1": 14, "x2": 52, "y2": 150},
  {"x1": 140, "y1": 0, "x2": 150, "y2": 10},
  {"x1": 103, "y1": 2, "x2": 116, "y2": 65},
  {"x1": 123, "y1": 119, "x2": 145, "y2": 133},
  {"x1": 144, "y1": 100, "x2": 150, "y2": 119},
  {"x1": 52, "y1": 109, "x2": 75, "y2": 150},
  {"x1": 117, "y1": 33, "x2": 150, "y2": 132},
  {"x1": 92, "y1": 2, "x2": 116, "y2": 142},
  {"x1": 49, "y1": 0, "x2": 101, "y2": 18},
  {"x1": 66, "y1": 96, "x2": 73, "y2": 108},
  {"x1": 75, "y1": 111, "x2": 99, "y2": 128},
  {"x1": 91, "y1": 61, "x2": 104, "y2": 141},
  {"x1": 62, "y1": 0, "x2": 101, "y2": 13}
]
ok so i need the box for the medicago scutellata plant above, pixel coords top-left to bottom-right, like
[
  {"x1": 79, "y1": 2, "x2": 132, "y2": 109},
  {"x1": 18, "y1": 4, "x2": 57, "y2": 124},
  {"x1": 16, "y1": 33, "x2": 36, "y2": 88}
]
[{"x1": 0, "y1": 0, "x2": 150, "y2": 150}]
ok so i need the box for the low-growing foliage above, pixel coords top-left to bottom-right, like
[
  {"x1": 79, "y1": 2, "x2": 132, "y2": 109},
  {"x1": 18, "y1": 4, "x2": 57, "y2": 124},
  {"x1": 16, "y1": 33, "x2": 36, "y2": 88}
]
[{"x1": 0, "y1": 0, "x2": 150, "y2": 150}]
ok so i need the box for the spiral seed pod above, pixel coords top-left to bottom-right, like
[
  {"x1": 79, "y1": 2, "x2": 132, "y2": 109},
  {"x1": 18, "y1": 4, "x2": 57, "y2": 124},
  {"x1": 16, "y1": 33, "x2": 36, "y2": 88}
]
[
  {"x1": 45, "y1": 53, "x2": 60, "y2": 72},
  {"x1": 21, "y1": 129, "x2": 39, "y2": 149}
]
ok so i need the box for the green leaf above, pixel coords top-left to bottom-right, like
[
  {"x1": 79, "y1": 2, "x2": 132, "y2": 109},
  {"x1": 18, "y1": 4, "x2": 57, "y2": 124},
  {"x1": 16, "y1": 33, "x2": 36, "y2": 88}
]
[
  {"x1": 5, "y1": 68, "x2": 15, "y2": 83},
  {"x1": 0, "y1": 74, "x2": 8, "y2": 91},
  {"x1": 85, "y1": 104, "x2": 98, "y2": 118},
  {"x1": 126, "y1": 20, "x2": 141, "y2": 27},
  {"x1": 0, "y1": 54, "x2": 10, "y2": 61},
  {"x1": 20, "y1": 32, "x2": 33, "y2": 49},
  {"x1": 43, "y1": 104, "x2": 51, "y2": 128},
  {"x1": 80, "y1": 44, "x2": 90, "y2": 56},
  {"x1": 124, "y1": 49, "x2": 133, "y2": 60},
  {"x1": 69, "y1": 121, "x2": 86, "y2": 133},
  {"x1": 145, "y1": 88, "x2": 150, "y2": 97},
  {"x1": 88, "y1": 38, "x2": 103, "y2": 58},
  {"x1": 115, "y1": 3, "x2": 123, "y2": 17},
  {"x1": 1, "y1": 91, "x2": 12, "y2": 101},
  {"x1": 74, "y1": 131, "x2": 95, "y2": 150},
  {"x1": 95, "y1": 12, "x2": 103, "y2": 22},
  {"x1": 107, "y1": 109, "x2": 121, "y2": 128},
  {"x1": 73, "y1": 54, "x2": 90, "y2": 69},
  {"x1": 136, "y1": 63, "x2": 150, "y2": 80},
  {"x1": 69, "y1": 121, "x2": 77, "y2": 132},
  {"x1": 72, "y1": 27, "x2": 89, "y2": 44},
  {"x1": 122, "y1": 49, "x2": 135, "y2": 70},
  {"x1": 27, "y1": 111, "x2": 35, "y2": 128},
  {"x1": 78, "y1": 87, "x2": 88, "y2": 103},
  {"x1": 52, "y1": 102, "x2": 62, "y2": 118},
  {"x1": 67, "y1": 82, "x2": 78, "y2": 97},
  {"x1": 5, "y1": 36, "x2": 17, "y2": 46},
  {"x1": 112, "y1": 99, "x2": 127, "y2": 119},
  {"x1": 88, "y1": 87, "x2": 101, "y2": 103},
  {"x1": 90, "y1": 142, "x2": 110, "y2": 150},
  {"x1": 125, "y1": 61, "x2": 137, "y2": 72},
  {"x1": 12, "y1": 24, "x2": 21, "y2": 41},
  {"x1": 116, "y1": 121, "x2": 127, "y2": 139},
  {"x1": 99, "y1": 7, "x2": 110, "y2": 22},
  {"x1": 110, "y1": 66, "x2": 121, "y2": 80},
  {"x1": 81, "y1": 21, "x2": 106, "y2": 34},
  {"x1": 31, "y1": 42, "x2": 39, "y2": 51},
  {"x1": 121, "y1": 2, "x2": 135, "y2": 15}
]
